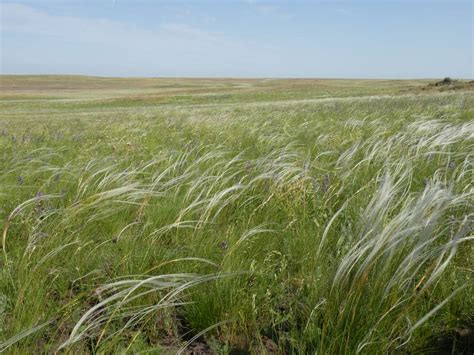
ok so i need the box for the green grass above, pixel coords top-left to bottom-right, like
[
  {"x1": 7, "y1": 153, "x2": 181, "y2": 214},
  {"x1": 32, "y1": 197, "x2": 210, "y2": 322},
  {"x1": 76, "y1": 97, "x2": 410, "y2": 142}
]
[{"x1": 0, "y1": 76, "x2": 473, "y2": 354}]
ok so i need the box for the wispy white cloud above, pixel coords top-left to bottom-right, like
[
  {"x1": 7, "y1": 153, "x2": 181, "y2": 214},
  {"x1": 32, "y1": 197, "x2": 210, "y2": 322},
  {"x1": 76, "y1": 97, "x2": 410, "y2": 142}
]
[
  {"x1": 1, "y1": 3, "x2": 223, "y2": 48},
  {"x1": 1, "y1": 2, "x2": 285, "y2": 76},
  {"x1": 242, "y1": 0, "x2": 293, "y2": 19}
]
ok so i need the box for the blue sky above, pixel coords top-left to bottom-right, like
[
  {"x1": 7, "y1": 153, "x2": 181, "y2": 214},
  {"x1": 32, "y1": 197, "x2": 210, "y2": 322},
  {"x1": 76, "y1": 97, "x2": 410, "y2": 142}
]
[{"x1": 1, "y1": 1, "x2": 472, "y2": 78}]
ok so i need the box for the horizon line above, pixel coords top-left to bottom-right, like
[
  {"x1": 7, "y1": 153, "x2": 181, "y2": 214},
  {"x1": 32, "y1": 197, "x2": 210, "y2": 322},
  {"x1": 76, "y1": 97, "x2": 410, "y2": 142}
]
[{"x1": 1, "y1": 73, "x2": 472, "y2": 81}]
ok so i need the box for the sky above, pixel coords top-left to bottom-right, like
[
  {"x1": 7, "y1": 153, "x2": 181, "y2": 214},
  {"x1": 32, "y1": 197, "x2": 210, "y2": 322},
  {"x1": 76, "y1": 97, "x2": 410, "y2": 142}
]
[{"x1": 0, "y1": 0, "x2": 472, "y2": 78}]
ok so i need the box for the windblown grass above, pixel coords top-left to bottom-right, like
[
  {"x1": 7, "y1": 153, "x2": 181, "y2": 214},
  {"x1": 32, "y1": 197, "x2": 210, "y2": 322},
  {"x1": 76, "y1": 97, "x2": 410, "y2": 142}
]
[{"x1": 0, "y1": 77, "x2": 473, "y2": 353}]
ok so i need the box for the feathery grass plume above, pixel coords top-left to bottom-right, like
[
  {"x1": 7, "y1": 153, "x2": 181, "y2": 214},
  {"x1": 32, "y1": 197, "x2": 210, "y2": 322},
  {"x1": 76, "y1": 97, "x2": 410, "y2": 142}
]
[
  {"x1": 60, "y1": 270, "x2": 238, "y2": 350},
  {"x1": 2, "y1": 194, "x2": 63, "y2": 259},
  {"x1": 0, "y1": 319, "x2": 56, "y2": 353}
]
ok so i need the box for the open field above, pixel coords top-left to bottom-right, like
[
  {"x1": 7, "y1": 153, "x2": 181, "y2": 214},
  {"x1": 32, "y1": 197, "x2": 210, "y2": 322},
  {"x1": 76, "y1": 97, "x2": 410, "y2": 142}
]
[{"x1": 0, "y1": 76, "x2": 473, "y2": 353}]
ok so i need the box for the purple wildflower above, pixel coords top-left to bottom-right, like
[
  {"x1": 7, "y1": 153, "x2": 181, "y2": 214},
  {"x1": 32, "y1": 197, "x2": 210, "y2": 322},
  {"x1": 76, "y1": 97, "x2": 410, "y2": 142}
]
[
  {"x1": 35, "y1": 191, "x2": 44, "y2": 215},
  {"x1": 322, "y1": 174, "x2": 330, "y2": 194}
]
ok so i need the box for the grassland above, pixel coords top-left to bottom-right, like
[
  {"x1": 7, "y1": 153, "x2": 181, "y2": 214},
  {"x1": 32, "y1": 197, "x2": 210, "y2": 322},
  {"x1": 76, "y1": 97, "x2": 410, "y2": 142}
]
[{"x1": 0, "y1": 76, "x2": 473, "y2": 354}]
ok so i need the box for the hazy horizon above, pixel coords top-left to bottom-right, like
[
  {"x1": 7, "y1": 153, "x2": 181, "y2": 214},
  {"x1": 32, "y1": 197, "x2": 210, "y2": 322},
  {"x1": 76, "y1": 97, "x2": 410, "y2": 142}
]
[
  {"x1": 1, "y1": 0, "x2": 473, "y2": 79},
  {"x1": 1, "y1": 74, "x2": 470, "y2": 80}
]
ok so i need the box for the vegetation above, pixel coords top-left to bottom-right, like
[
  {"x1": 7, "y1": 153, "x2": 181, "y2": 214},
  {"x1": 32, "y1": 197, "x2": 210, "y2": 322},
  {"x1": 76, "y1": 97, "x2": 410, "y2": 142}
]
[{"x1": 0, "y1": 76, "x2": 473, "y2": 353}]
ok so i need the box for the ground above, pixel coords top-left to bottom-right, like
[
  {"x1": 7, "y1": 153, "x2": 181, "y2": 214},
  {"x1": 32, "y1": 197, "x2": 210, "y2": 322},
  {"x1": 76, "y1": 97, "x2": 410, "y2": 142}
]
[{"x1": 0, "y1": 76, "x2": 473, "y2": 353}]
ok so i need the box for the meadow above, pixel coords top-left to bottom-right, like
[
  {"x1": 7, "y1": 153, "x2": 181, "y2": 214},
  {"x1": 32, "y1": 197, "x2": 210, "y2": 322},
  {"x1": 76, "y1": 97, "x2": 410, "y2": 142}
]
[{"x1": 0, "y1": 76, "x2": 473, "y2": 354}]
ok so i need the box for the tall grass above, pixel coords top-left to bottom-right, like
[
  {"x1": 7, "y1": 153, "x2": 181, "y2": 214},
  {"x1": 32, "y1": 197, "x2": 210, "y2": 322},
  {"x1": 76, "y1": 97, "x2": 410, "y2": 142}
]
[{"x1": 0, "y1": 82, "x2": 473, "y2": 353}]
